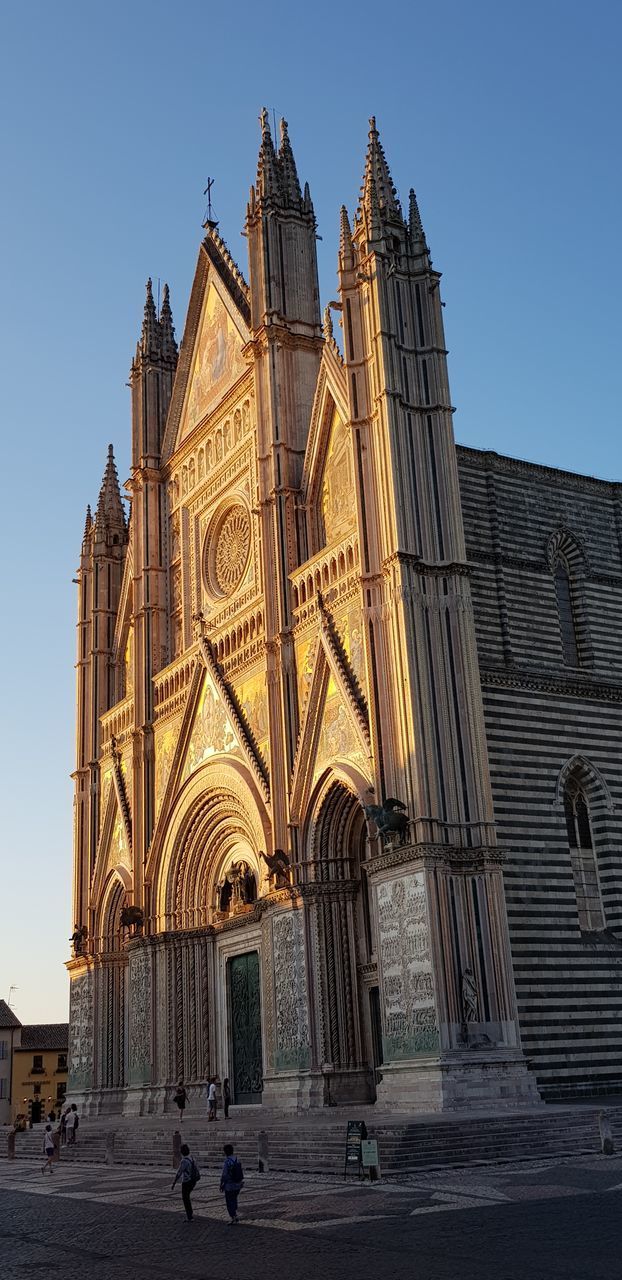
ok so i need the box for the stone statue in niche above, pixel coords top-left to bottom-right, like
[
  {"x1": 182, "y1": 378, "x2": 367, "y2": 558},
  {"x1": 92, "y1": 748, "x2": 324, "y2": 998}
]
[{"x1": 217, "y1": 861, "x2": 257, "y2": 913}]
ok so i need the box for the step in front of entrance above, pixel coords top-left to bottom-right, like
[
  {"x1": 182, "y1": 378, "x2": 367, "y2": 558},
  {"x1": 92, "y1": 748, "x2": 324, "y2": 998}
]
[{"x1": 6, "y1": 1108, "x2": 605, "y2": 1174}]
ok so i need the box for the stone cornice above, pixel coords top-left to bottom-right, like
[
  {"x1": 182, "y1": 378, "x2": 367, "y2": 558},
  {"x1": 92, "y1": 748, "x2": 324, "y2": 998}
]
[
  {"x1": 480, "y1": 665, "x2": 622, "y2": 703},
  {"x1": 457, "y1": 443, "x2": 622, "y2": 494},
  {"x1": 364, "y1": 843, "x2": 505, "y2": 876}
]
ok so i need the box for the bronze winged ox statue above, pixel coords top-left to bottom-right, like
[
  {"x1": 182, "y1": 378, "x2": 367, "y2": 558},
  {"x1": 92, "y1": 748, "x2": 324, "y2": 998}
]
[
  {"x1": 363, "y1": 796, "x2": 410, "y2": 845},
  {"x1": 120, "y1": 905, "x2": 144, "y2": 932},
  {"x1": 260, "y1": 848, "x2": 292, "y2": 888}
]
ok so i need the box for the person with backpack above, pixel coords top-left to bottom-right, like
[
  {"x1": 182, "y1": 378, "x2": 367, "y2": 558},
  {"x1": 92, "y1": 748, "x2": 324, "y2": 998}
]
[
  {"x1": 220, "y1": 1143, "x2": 244, "y2": 1223},
  {"x1": 171, "y1": 1143, "x2": 200, "y2": 1221},
  {"x1": 41, "y1": 1124, "x2": 55, "y2": 1175}
]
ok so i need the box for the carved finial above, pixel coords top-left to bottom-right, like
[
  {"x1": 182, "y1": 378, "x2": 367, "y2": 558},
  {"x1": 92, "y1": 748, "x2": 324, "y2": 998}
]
[
  {"x1": 260, "y1": 106, "x2": 270, "y2": 135},
  {"x1": 408, "y1": 188, "x2": 425, "y2": 247},
  {"x1": 141, "y1": 277, "x2": 159, "y2": 356},
  {"x1": 339, "y1": 204, "x2": 354, "y2": 272},
  {"x1": 359, "y1": 116, "x2": 403, "y2": 229},
  {"x1": 323, "y1": 305, "x2": 333, "y2": 341},
  {"x1": 83, "y1": 503, "x2": 93, "y2": 540},
  {"x1": 278, "y1": 115, "x2": 303, "y2": 204},
  {"x1": 256, "y1": 106, "x2": 281, "y2": 199},
  {"x1": 159, "y1": 282, "x2": 178, "y2": 365},
  {"x1": 95, "y1": 443, "x2": 126, "y2": 535}
]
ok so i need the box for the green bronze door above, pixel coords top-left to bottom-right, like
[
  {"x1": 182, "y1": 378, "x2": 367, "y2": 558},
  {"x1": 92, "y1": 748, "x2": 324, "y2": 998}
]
[{"x1": 228, "y1": 951, "x2": 263, "y2": 1105}]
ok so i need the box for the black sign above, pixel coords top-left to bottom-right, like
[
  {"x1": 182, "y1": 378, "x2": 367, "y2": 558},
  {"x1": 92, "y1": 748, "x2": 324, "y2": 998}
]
[{"x1": 344, "y1": 1120, "x2": 367, "y2": 1179}]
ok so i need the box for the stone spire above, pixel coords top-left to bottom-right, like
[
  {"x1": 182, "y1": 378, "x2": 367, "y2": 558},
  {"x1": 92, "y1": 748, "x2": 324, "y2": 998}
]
[
  {"x1": 140, "y1": 278, "x2": 160, "y2": 359},
  {"x1": 339, "y1": 204, "x2": 355, "y2": 272},
  {"x1": 83, "y1": 504, "x2": 93, "y2": 540},
  {"x1": 95, "y1": 444, "x2": 126, "y2": 536},
  {"x1": 408, "y1": 188, "x2": 427, "y2": 250},
  {"x1": 358, "y1": 117, "x2": 403, "y2": 227},
  {"x1": 278, "y1": 117, "x2": 302, "y2": 204},
  {"x1": 256, "y1": 108, "x2": 281, "y2": 201},
  {"x1": 159, "y1": 283, "x2": 178, "y2": 365}
]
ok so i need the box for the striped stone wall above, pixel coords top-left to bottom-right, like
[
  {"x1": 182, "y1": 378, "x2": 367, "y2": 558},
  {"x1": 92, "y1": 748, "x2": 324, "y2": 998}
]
[{"x1": 458, "y1": 447, "x2": 622, "y2": 1096}]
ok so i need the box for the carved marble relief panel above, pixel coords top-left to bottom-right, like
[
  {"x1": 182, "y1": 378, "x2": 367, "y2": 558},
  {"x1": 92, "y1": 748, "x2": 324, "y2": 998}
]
[
  {"x1": 128, "y1": 947, "x2": 152, "y2": 1086},
  {"x1": 68, "y1": 969, "x2": 94, "y2": 1091},
  {"x1": 376, "y1": 873, "x2": 439, "y2": 1060},
  {"x1": 272, "y1": 911, "x2": 311, "y2": 1071}
]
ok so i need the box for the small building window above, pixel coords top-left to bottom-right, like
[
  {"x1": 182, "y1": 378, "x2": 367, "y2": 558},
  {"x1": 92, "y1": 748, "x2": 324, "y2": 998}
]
[
  {"x1": 57, "y1": 1053, "x2": 67, "y2": 1073},
  {"x1": 32, "y1": 1055, "x2": 44, "y2": 1074},
  {"x1": 564, "y1": 781, "x2": 604, "y2": 932},
  {"x1": 0, "y1": 1040, "x2": 8, "y2": 1060},
  {"x1": 0, "y1": 1079, "x2": 6, "y2": 1099},
  {"x1": 554, "y1": 562, "x2": 580, "y2": 667}
]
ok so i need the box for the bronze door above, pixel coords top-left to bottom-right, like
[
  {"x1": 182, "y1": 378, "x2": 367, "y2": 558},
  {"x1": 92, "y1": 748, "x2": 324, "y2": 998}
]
[{"x1": 228, "y1": 951, "x2": 263, "y2": 1105}]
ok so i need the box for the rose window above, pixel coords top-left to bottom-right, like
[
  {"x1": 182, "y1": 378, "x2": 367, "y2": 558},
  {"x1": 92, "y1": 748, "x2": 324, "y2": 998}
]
[{"x1": 204, "y1": 502, "x2": 251, "y2": 598}]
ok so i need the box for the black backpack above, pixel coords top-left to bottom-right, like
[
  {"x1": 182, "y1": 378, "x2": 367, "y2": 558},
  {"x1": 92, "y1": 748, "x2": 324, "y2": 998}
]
[{"x1": 230, "y1": 1157, "x2": 243, "y2": 1183}]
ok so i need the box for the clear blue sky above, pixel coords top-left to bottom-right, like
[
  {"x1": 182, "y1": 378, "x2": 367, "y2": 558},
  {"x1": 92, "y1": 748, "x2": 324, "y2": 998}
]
[{"x1": 1, "y1": 0, "x2": 620, "y2": 1023}]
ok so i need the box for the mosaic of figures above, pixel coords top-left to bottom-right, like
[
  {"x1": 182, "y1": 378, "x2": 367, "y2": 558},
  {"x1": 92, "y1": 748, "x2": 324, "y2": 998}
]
[
  {"x1": 183, "y1": 671, "x2": 237, "y2": 780},
  {"x1": 154, "y1": 715, "x2": 181, "y2": 815},
  {"x1": 377, "y1": 873, "x2": 439, "y2": 1060},
  {"x1": 314, "y1": 673, "x2": 365, "y2": 781},
  {"x1": 234, "y1": 670, "x2": 270, "y2": 766},
  {"x1": 321, "y1": 409, "x2": 356, "y2": 546},
  {"x1": 180, "y1": 282, "x2": 247, "y2": 442}
]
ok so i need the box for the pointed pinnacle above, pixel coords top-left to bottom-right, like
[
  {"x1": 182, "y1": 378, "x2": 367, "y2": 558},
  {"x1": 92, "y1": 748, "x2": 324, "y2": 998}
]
[
  {"x1": 159, "y1": 283, "x2": 178, "y2": 364},
  {"x1": 278, "y1": 117, "x2": 302, "y2": 204},
  {"x1": 360, "y1": 116, "x2": 402, "y2": 223},
  {"x1": 408, "y1": 188, "x2": 426, "y2": 246},
  {"x1": 339, "y1": 204, "x2": 354, "y2": 270},
  {"x1": 256, "y1": 106, "x2": 281, "y2": 200},
  {"x1": 83, "y1": 504, "x2": 93, "y2": 541},
  {"x1": 141, "y1": 277, "x2": 160, "y2": 355},
  {"x1": 96, "y1": 444, "x2": 126, "y2": 534}
]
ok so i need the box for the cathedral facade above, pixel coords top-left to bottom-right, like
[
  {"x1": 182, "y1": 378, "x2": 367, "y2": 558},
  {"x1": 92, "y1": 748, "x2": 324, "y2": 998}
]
[{"x1": 68, "y1": 115, "x2": 622, "y2": 1116}]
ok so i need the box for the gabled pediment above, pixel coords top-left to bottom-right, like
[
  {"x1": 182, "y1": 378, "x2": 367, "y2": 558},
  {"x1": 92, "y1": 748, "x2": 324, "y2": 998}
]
[
  {"x1": 301, "y1": 351, "x2": 355, "y2": 556},
  {"x1": 90, "y1": 771, "x2": 132, "y2": 908},
  {"x1": 162, "y1": 232, "x2": 252, "y2": 460},
  {"x1": 290, "y1": 625, "x2": 371, "y2": 824}
]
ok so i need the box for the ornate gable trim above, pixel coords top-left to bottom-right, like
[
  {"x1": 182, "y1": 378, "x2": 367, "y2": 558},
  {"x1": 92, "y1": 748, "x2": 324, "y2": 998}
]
[
  {"x1": 196, "y1": 634, "x2": 270, "y2": 803},
  {"x1": 162, "y1": 239, "x2": 251, "y2": 463},
  {"x1": 290, "y1": 647, "x2": 330, "y2": 823},
  {"x1": 318, "y1": 595, "x2": 370, "y2": 744},
  {"x1": 90, "y1": 779, "x2": 132, "y2": 909},
  {"x1": 301, "y1": 347, "x2": 349, "y2": 513},
  {"x1": 146, "y1": 657, "x2": 206, "y2": 877}
]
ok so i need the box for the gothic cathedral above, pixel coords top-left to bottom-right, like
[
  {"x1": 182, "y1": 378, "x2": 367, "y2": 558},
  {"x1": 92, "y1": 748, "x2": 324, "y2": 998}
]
[{"x1": 69, "y1": 114, "x2": 622, "y2": 1115}]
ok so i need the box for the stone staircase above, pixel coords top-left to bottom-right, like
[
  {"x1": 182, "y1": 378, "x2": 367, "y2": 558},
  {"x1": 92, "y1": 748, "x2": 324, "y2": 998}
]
[{"x1": 5, "y1": 1103, "x2": 619, "y2": 1176}]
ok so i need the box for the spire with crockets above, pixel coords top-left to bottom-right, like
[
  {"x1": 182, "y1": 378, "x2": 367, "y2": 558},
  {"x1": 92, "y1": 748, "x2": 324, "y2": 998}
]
[{"x1": 95, "y1": 444, "x2": 126, "y2": 539}]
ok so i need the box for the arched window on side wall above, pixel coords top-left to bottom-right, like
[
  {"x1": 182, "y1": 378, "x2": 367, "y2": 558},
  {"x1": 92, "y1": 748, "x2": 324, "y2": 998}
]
[
  {"x1": 554, "y1": 561, "x2": 580, "y2": 667},
  {"x1": 564, "y1": 778, "x2": 604, "y2": 932}
]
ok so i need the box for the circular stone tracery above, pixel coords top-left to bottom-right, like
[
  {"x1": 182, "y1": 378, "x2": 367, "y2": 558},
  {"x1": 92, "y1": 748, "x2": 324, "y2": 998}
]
[{"x1": 204, "y1": 502, "x2": 251, "y2": 598}]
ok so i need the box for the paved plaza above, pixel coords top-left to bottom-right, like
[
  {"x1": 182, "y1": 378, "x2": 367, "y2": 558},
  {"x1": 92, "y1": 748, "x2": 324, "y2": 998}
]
[{"x1": 1, "y1": 1153, "x2": 621, "y2": 1278}]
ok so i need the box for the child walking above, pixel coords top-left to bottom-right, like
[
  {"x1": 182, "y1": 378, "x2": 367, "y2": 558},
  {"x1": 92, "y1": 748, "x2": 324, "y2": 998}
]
[
  {"x1": 41, "y1": 1124, "x2": 55, "y2": 1174},
  {"x1": 220, "y1": 1143, "x2": 244, "y2": 1223},
  {"x1": 171, "y1": 1143, "x2": 201, "y2": 1221}
]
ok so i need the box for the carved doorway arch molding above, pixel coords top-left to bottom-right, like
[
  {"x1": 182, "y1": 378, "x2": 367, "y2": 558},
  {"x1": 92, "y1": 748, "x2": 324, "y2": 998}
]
[{"x1": 151, "y1": 759, "x2": 271, "y2": 931}]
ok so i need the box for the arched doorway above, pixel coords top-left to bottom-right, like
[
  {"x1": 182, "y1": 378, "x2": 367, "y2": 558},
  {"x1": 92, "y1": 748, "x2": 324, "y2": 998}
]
[
  {"x1": 307, "y1": 777, "x2": 376, "y2": 1103},
  {"x1": 94, "y1": 875, "x2": 127, "y2": 1095}
]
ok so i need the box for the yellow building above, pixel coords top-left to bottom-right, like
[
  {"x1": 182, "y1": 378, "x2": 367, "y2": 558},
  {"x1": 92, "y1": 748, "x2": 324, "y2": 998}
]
[{"x1": 11, "y1": 1024, "x2": 68, "y2": 1124}]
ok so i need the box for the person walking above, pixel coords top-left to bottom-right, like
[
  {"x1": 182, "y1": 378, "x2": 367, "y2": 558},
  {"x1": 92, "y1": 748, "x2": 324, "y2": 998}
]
[
  {"x1": 171, "y1": 1143, "x2": 200, "y2": 1221},
  {"x1": 174, "y1": 1080, "x2": 187, "y2": 1123},
  {"x1": 207, "y1": 1078, "x2": 217, "y2": 1122},
  {"x1": 41, "y1": 1124, "x2": 55, "y2": 1175},
  {"x1": 59, "y1": 1107, "x2": 68, "y2": 1146},
  {"x1": 220, "y1": 1143, "x2": 244, "y2": 1223},
  {"x1": 223, "y1": 1078, "x2": 231, "y2": 1120}
]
